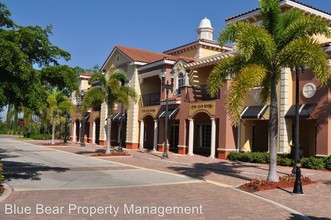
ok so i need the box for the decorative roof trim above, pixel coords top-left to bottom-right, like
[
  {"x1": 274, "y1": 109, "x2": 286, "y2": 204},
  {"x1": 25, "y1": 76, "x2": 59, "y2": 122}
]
[
  {"x1": 138, "y1": 59, "x2": 176, "y2": 71},
  {"x1": 184, "y1": 52, "x2": 234, "y2": 69},
  {"x1": 226, "y1": 0, "x2": 331, "y2": 24}
]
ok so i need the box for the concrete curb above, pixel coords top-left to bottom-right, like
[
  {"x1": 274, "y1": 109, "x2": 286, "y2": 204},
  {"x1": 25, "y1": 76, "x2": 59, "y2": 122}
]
[{"x1": 0, "y1": 183, "x2": 12, "y2": 203}]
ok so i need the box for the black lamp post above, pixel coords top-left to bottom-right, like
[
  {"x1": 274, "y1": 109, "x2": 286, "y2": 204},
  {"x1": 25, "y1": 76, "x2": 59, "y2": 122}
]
[
  {"x1": 117, "y1": 79, "x2": 128, "y2": 153},
  {"x1": 293, "y1": 66, "x2": 304, "y2": 195},
  {"x1": 78, "y1": 90, "x2": 86, "y2": 147},
  {"x1": 63, "y1": 113, "x2": 70, "y2": 144},
  {"x1": 159, "y1": 68, "x2": 174, "y2": 159}
]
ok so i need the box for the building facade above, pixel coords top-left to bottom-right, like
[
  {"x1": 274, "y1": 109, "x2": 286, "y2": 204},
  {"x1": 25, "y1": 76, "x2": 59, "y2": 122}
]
[{"x1": 71, "y1": 0, "x2": 331, "y2": 158}]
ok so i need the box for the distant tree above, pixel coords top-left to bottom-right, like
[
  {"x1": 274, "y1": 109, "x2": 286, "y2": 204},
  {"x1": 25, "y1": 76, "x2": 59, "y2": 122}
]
[
  {"x1": 207, "y1": 0, "x2": 330, "y2": 181},
  {"x1": 47, "y1": 90, "x2": 75, "y2": 144}
]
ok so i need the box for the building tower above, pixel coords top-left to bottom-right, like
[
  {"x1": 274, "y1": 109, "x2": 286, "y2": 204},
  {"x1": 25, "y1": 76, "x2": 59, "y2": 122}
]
[{"x1": 197, "y1": 17, "x2": 214, "y2": 40}]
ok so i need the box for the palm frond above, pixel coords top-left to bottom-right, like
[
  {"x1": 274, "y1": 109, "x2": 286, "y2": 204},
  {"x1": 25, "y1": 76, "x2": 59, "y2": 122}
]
[
  {"x1": 88, "y1": 72, "x2": 107, "y2": 87},
  {"x1": 279, "y1": 37, "x2": 329, "y2": 86},
  {"x1": 236, "y1": 24, "x2": 276, "y2": 61},
  {"x1": 259, "y1": 0, "x2": 281, "y2": 37},
  {"x1": 279, "y1": 10, "x2": 331, "y2": 49},
  {"x1": 207, "y1": 55, "x2": 245, "y2": 97},
  {"x1": 81, "y1": 87, "x2": 106, "y2": 113},
  {"x1": 226, "y1": 64, "x2": 267, "y2": 125}
]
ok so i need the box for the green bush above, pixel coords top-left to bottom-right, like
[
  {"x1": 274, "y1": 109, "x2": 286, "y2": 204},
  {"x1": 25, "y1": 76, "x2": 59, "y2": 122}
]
[
  {"x1": 29, "y1": 133, "x2": 52, "y2": 140},
  {"x1": 323, "y1": 156, "x2": 331, "y2": 170},
  {"x1": 277, "y1": 157, "x2": 293, "y2": 166},
  {"x1": 227, "y1": 151, "x2": 241, "y2": 161},
  {"x1": 301, "y1": 157, "x2": 325, "y2": 169},
  {"x1": 227, "y1": 152, "x2": 269, "y2": 164}
]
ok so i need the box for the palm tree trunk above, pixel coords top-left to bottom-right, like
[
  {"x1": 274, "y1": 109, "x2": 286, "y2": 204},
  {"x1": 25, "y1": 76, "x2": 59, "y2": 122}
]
[
  {"x1": 267, "y1": 72, "x2": 279, "y2": 182},
  {"x1": 106, "y1": 117, "x2": 111, "y2": 154},
  {"x1": 51, "y1": 118, "x2": 56, "y2": 145}
]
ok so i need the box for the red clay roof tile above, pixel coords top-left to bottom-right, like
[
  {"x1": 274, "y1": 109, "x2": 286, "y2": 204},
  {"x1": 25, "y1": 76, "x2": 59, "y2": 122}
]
[{"x1": 116, "y1": 45, "x2": 194, "y2": 64}]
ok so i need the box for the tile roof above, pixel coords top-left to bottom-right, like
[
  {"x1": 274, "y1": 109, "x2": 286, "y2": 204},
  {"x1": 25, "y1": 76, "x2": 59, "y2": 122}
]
[
  {"x1": 225, "y1": 0, "x2": 331, "y2": 22},
  {"x1": 116, "y1": 45, "x2": 194, "y2": 64},
  {"x1": 80, "y1": 72, "x2": 93, "y2": 77}
]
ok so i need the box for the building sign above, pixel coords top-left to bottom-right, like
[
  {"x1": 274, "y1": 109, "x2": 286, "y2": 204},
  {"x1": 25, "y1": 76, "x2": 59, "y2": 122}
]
[
  {"x1": 189, "y1": 102, "x2": 216, "y2": 117},
  {"x1": 140, "y1": 107, "x2": 159, "y2": 119}
]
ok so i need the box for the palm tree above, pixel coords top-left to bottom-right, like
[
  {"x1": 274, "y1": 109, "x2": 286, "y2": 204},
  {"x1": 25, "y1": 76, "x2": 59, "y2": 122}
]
[
  {"x1": 82, "y1": 72, "x2": 137, "y2": 154},
  {"x1": 207, "y1": 0, "x2": 330, "y2": 181},
  {"x1": 47, "y1": 90, "x2": 75, "y2": 144}
]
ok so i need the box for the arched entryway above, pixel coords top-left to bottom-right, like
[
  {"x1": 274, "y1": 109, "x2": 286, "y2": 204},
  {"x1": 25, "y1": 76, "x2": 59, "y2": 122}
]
[
  {"x1": 193, "y1": 112, "x2": 212, "y2": 156},
  {"x1": 187, "y1": 111, "x2": 217, "y2": 158}
]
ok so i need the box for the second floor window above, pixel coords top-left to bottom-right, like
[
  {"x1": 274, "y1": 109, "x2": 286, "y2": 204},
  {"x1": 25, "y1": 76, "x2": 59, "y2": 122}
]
[{"x1": 177, "y1": 72, "x2": 185, "y2": 94}]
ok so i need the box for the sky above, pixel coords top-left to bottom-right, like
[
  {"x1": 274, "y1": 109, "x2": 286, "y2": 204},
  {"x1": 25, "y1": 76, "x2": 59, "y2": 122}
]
[{"x1": 1, "y1": 0, "x2": 331, "y2": 119}]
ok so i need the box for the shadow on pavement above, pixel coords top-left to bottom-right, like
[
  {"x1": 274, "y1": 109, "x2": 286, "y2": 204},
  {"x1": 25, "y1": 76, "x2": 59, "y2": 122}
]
[
  {"x1": 289, "y1": 213, "x2": 331, "y2": 220},
  {"x1": 0, "y1": 147, "x2": 68, "y2": 181},
  {"x1": 168, "y1": 161, "x2": 259, "y2": 181},
  {"x1": 2, "y1": 161, "x2": 68, "y2": 181}
]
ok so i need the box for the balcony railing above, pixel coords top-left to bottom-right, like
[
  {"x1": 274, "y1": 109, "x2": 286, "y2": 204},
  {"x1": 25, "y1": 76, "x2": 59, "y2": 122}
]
[
  {"x1": 142, "y1": 93, "x2": 160, "y2": 106},
  {"x1": 192, "y1": 84, "x2": 219, "y2": 101}
]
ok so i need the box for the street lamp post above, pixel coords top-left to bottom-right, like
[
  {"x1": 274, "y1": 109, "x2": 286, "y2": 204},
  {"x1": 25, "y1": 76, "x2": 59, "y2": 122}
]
[
  {"x1": 63, "y1": 114, "x2": 70, "y2": 144},
  {"x1": 117, "y1": 79, "x2": 128, "y2": 153},
  {"x1": 77, "y1": 90, "x2": 86, "y2": 147},
  {"x1": 159, "y1": 68, "x2": 174, "y2": 159},
  {"x1": 293, "y1": 66, "x2": 304, "y2": 195}
]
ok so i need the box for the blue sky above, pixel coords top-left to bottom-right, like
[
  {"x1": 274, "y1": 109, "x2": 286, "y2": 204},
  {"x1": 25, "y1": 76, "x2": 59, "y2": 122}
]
[
  {"x1": 2, "y1": 0, "x2": 330, "y2": 70},
  {"x1": 1, "y1": 0, "x2": 331, "y2": 120}
]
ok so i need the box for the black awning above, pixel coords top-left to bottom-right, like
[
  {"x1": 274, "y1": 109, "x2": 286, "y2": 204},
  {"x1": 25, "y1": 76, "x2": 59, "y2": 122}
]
[
  {"x1": 158, "y1": 108, "x2": 179, "y2": 119},
  {"x1": 240, "y1": 105, "x2": 268, "y2": 119},
  {"x1": 285, "y1": 103, "x2": 316, "y2": 119},
  {"x1": 112, "y1": 112, "x2": 126, "y2": 121}
]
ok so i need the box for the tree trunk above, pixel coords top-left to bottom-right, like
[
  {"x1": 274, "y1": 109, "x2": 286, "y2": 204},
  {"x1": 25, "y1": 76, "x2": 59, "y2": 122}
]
[
  {"x1": 105, "y1": 117, "x2": 111, "y2": 154},
  {"x1": 6, "y1": 103, "x2": 12, "y2": 131},
  {"x1": 51, "y1": 118, "x2": 56, "y2": 145},
  {"x1": 267, "y1": 72, "x2": 279, "y2": 182}
]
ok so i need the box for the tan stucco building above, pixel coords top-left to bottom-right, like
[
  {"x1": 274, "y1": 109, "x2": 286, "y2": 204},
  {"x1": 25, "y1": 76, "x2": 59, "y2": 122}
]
[{"x1": 71, "y1": 0, "x2": 331, "y2": 159}]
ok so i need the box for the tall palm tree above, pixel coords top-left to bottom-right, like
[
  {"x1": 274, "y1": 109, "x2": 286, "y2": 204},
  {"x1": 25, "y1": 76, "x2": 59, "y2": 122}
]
[
  {"x1": 82, "y1": 72, "x2": 137, "y2": 154},
  {"x1": 207, "y1": 0, "x2": 330, "y2": 181},
  {"x1": 47, "y1": 90, "x2": 75, "y2": 144}
]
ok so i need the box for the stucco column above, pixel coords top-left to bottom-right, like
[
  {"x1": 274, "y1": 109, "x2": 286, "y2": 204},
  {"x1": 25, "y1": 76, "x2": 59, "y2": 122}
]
[
  {"x1": 72, "y1": 122, "x2": 76, "y2": 143},
  {"x1": 92, "y1": 121, "x2": 96, "y2": 144},
  {"x1": 139, "y1": 120, "x2": 144, "y2": 150},
  {"x1": 153, "y1": 119, "x2": 158, "y2": 151},
  {"x1": 210, "y1": 118, "x2": 216, "y2": 158},
  {"x1": 188, "y1": 118, "x2": 194, "y2": 156}
]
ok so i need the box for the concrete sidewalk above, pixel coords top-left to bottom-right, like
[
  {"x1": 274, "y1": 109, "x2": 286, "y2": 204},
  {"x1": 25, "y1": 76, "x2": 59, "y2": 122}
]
[{"x1": 4, "y1": 137, "x2": 331, "y2": 219}]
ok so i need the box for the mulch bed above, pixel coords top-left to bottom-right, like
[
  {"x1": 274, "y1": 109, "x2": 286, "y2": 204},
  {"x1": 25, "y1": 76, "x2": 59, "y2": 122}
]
[
  {"x1": 90, "y1": 151, "x2": 131, "y2": 157},
  {"x1": 239, "y1": 174, "x2": 316, "y2": 192},
  {"x1": 0, "y1": 185, "x2": 4, "y2": 196},
  {"x1": 42, "y1": 143, "x2": 68, "y2": 147}
]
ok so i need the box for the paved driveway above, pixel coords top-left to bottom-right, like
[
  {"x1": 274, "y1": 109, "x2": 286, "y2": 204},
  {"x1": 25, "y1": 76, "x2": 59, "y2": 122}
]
[{"x1": 0, "y1": 137, "x2": 308, "y2": 219}]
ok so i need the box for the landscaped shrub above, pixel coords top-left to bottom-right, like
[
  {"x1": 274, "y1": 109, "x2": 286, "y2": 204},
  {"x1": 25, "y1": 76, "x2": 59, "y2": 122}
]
[
  {"x1": 323, "y1": 156, "x2": 331, "y2": 170},
  {"x1": 29, "y1": 133, "x2": 52, "y2": 140},
  {"x1": 227, "y1": 151, "x2": 241, "y2": 161},
  {"x1": 250, "y1": 152, "x2": 269, "y2": 164},
  {"x1": 277, "y1": 156, "x2": 293, "y2": 166},
  {"x1": 301, "y1": 157, "x2": 325, "y2": 170}
]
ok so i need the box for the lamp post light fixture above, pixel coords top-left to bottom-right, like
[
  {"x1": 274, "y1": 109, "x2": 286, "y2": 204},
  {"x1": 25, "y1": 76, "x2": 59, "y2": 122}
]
[
  {"x1": 293, "y1": 66, "x2": 304, "y2": 195},
  {"x1": 159, "y1": 68, "x2": 174, "y2": 159}
]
